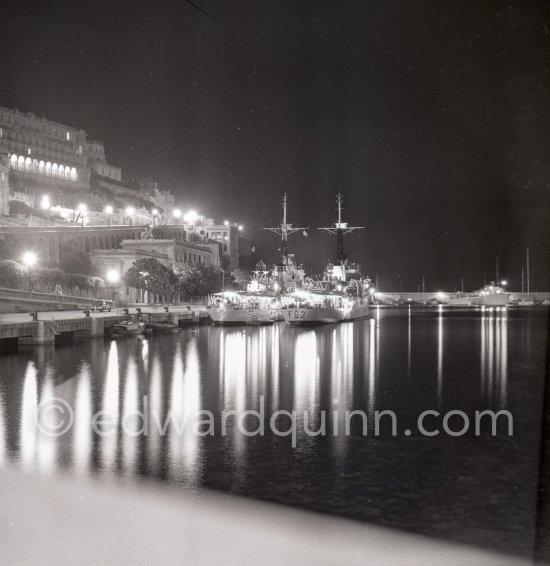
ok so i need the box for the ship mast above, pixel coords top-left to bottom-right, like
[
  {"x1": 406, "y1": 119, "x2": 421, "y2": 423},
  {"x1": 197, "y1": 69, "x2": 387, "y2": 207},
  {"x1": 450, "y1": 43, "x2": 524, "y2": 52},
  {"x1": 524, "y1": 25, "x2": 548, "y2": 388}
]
[
  {"x1": 262, "y1": 193, "x2": 308, "y2": 264},
  {"x1": 318, "y1": 193, "x2": 364, "y2": 263}
]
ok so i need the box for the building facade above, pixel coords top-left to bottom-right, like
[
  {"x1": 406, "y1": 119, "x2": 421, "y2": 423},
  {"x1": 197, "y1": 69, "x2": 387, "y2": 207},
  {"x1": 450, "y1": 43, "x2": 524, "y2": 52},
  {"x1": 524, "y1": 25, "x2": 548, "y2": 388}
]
[
  {"x1": 182, "y1": 219, "x2": 240, "y2": 270},
  {"x1": 89, "y1": 237, "x2": 220, "y2": 303},
  {"x1": 138, "y1": 177, "x2": 176, "y2": 215},
  {"x1": 86, "y1": 140, "x2": 122, "y2": 181},
  {"x1": 120, "y1": 238, "x2": 220, "y2": 269},
  {"x1": 0, "y1": 143, "x2": 10, "y2": 216},
  {"x1": 0, "y1": 106, "x2": 132, "y2": 210},
  {"x1": 0, "y1": 106, "x2": 91, "y2": 194}
]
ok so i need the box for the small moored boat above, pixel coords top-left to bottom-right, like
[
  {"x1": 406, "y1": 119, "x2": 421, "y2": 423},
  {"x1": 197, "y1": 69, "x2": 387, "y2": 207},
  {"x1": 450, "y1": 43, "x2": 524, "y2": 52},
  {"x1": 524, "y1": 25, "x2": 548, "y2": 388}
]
[
  {"x1": 470, "y1": 283, "x2": 510, "y2": 307},
  {"x1": 108, "y1": 320, "x2": 145, "y2": 337}
]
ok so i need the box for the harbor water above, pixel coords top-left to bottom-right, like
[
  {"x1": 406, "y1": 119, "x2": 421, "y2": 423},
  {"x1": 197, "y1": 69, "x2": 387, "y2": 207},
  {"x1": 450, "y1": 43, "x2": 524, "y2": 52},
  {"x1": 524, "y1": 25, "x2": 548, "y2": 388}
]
[{"x1": 0, "y1": 306, "x2": 547, "y2": 557}]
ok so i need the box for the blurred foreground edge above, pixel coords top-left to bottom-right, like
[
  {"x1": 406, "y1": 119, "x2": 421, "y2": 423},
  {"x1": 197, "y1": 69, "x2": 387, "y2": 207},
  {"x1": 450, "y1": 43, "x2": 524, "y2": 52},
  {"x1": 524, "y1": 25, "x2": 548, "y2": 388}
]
[{"x1": 0, "y1": 465, "x2": 533, "y2": 565}]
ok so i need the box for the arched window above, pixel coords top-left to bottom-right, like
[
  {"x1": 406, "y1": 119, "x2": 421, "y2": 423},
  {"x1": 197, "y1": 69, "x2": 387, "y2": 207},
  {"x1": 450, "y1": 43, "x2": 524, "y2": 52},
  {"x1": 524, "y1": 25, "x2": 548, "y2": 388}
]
[
  {"x1": 10, "y1": 154, "x2": 17, "y2": 168},
  {"x1": 65, "y1": 167, "x2": 71, "y2": 180},
  {"x1": 38, "y1": 160, "x2": 45, "y2": 174},
  {"x1": 32, "y1": 159, "x2": 38, "y2": 173},
  {"x1": 70, "y1": 167, "x2": 77, "y2": 182},
  {"x1": 18, "y1": 156, "x2": 25, "y2": 171},
  {"x1": 24, "y1": 157, "x2": 31, "y2": 172},
  {"x1": 59, "y1": 165, "x2": 65, "y2": 179},
  {"x1": 45, "y1": 162, "x2": 52, "y2": 176},
  {"x1": 52, "y1": 163, "x2": 58, "y2": 177}
]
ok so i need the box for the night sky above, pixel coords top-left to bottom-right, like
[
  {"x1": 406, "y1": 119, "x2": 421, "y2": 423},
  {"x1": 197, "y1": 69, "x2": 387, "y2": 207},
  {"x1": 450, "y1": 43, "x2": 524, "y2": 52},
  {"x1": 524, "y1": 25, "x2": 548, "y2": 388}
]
[{"x1": 3, "y1": 0, "x2": 550, "y2": 290}]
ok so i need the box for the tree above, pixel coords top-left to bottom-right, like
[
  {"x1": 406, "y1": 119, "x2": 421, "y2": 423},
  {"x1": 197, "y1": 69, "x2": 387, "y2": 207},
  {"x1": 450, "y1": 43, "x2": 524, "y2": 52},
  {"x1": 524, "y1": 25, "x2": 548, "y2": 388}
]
[
  {"x1": 32, "y1": 267, "x2": 65, "y2": 293},
  {"x1": 177, "y1": 262, "x2": 223, "y2": 299},
  {"x1": 0, "y1": 260, "x2": 25, "y2": 288},
  {"x1": 187, "y1": 232, "x2": 204, "y2": 245},
  {"x1": 89, "y1": 276, "x2": 105, "y2": 297},
  {"x1": 124, "y1": 258, "x2": 177, "y2": 300}
]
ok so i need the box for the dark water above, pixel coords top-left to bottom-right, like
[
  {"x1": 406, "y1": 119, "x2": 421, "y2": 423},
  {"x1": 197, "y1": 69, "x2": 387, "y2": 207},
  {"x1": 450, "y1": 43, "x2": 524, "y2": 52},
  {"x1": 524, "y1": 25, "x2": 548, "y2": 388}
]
[{"x1": 0, "y1": 307, "x2": 548, "y2": 556}]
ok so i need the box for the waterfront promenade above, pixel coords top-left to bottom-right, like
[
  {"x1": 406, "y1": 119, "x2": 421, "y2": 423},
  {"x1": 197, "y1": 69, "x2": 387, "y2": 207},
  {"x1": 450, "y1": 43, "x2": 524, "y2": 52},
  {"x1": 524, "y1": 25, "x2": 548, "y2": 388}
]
[{"x1": 0, "y1": 304, "x2": 207, "y2": 348}]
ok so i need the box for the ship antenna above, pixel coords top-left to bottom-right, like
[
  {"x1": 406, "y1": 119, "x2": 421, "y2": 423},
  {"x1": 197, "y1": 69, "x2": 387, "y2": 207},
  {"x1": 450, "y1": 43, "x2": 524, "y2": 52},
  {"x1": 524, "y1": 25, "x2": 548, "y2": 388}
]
[
  {"x1": 318, "y1": 193, "x2": 364, "y2": 264},
  {"x1": 262, "y1": 193, "x2": 308, "y2": 264}
]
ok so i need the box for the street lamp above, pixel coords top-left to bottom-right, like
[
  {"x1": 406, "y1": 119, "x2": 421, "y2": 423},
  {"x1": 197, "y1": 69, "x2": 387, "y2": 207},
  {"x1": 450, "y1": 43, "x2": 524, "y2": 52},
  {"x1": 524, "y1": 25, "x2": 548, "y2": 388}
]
[
  {"x1": 22, "y1": 251, "x2": 37, "y2": 296},
  {"x1": 501, "y1": 279, "x2": 507, "y2": 287},
  {"x1": 78, "y1": 203, "x2": 87, "y2": 227},
  {"x1": 40, "y1": 195, "x2": 51, "y2": 225},
  {"x1": 184, "y1": 210, "x2": 198, "y2": 225},
  {"x1": 223, "y1": 220, "x2": 229, "y2": 226},
  {"x1": 126, "y1": 206, "x2": 135, "y2": 227},
  {"x1": 104, "y1": 205, "x2": 113, "y2": 226},
  {"x1": 238, "y1": 225, "x2": 243, "y2": 231},
  {"x1": 173, "y1": 208, "x2": 182, "y2": 225},
  {"x1": 106, "y1": 269, "x2": 120, "y2": 312}
]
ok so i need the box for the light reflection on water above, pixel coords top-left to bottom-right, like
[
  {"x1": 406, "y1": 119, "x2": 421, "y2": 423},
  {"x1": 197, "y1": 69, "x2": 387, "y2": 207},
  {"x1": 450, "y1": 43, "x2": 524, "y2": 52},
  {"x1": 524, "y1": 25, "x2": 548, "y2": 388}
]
[
  {"x1": 38, "y1": 365, "x2": 57, "y2": 474},
  {"x1": 147, "y1": 354, "x2": 163, "y2": 476},
  {"x1": 0, "y1": 307, "x2": 547, "y2": 555},
  {"x1": 101, "y1": 341, "x2": 119, "y2": 473},
  {"x1": 73, "y1": 361, "x2": 92, "y2": 475},
  {"x1": 20, "y1": 361, "x2": 38, "y2": 470}
]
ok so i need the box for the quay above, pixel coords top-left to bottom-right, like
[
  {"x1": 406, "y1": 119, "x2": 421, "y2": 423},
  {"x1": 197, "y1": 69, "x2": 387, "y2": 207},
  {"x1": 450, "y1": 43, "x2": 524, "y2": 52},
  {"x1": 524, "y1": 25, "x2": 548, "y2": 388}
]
[{"x1": 0, "y1": 304, "x2": 208, "y2": 351}]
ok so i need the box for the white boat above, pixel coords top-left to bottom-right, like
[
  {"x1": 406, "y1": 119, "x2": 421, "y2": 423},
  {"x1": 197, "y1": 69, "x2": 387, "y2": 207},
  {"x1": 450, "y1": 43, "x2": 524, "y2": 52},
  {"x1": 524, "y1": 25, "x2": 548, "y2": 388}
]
[
  {"x1": 284, "y1": 289, "x2": 370, "y2": 324},
  {"x1": 208, "y1": 194, "x2": 307, "y2": 325},
  {"x1": 209, "y1": 291, "x2": 284, "y2": 325},
  {"x1": 470, "y1": 283, "x2": 510, "y2": 306},
  {"x1": 108, "y1": 320, "x2": 144, "y2": 337},
  {"x1": 447, "y1": 293, "x2": 471, "y2": 306},
  {"x1": 285, "y1": 194, "x2": 372, "y2": 325}
]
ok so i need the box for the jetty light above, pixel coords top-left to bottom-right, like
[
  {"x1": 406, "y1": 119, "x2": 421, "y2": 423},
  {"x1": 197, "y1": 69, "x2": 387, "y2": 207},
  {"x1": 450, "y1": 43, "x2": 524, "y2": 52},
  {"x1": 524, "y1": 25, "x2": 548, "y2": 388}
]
[
  {"x1": 501, "y1": 280, "x2": 507, "y2": 286},
  {"x1": 22, "y1": 251, "x2": 37, "y2": 267}
]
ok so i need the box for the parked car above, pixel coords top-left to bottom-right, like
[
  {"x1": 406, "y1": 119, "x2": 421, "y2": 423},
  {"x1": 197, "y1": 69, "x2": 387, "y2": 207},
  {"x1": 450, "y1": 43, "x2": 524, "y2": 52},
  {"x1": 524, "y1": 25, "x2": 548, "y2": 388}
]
[{"x1": 91, "y1": 300, "x2": 112, "y2": 312}]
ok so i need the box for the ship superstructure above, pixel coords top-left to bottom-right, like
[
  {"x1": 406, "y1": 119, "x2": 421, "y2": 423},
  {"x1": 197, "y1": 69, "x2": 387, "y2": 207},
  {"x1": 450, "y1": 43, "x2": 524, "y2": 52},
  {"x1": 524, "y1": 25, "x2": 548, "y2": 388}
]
[
  {"x1": 208, "y1": 194, "x2": 306, "y2": 324},
  {"x1": 285, "y1": 194, "x2": 372, "y2": 324}
]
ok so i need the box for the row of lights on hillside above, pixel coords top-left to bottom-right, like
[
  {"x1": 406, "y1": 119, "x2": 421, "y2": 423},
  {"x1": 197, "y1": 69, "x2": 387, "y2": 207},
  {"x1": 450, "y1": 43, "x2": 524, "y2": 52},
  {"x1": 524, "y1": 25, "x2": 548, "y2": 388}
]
[{"x1": 39, "y1": 194, "x2": 243, "y2": 231}]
